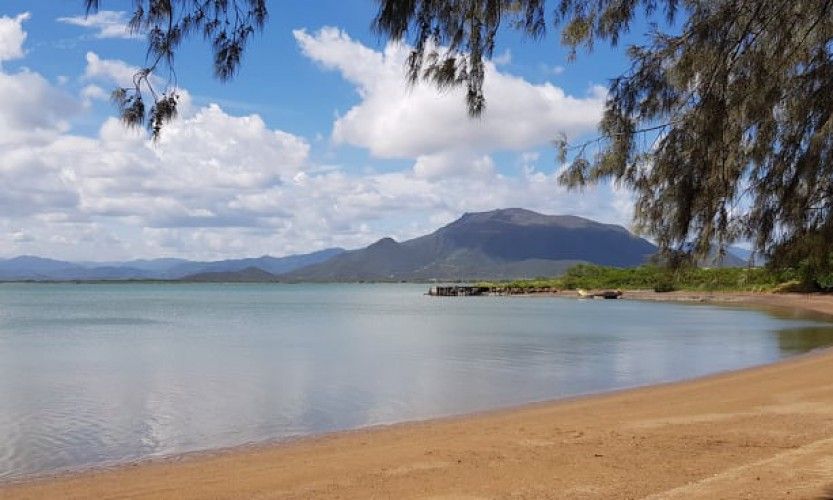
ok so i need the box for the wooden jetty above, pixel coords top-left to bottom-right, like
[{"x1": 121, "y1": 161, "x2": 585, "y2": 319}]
[
  {"x1": 427, "y1": 285, "x2": 559, "y2": 297},
  {"x1": 428, "y1": 286, "x2": 492, "y2": 296}
]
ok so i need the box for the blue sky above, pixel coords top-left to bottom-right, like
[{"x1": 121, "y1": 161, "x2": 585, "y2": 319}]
[{"x1": 0, "y1": 2, "x2": 652, "y2": 260}]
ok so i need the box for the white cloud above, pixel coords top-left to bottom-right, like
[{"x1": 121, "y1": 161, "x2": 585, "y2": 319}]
[
  {"x1": 0, "y1": 69, "x2": 79, "y2": 145},
  {"x1": 84, "y1": 51, "x2": 140, "y2": 87},
  {"x1": 294, "y1": 27, "x2": 604, "y2": 163},
  {"x1": 0, "y1": 46, "x2": 315, "y2": 259},
  {"x1": 0, "y1": 12, "x2": 29, "y2": 64},
  {"x1": 0, "y1": 22, "x2": 632, "y2": 261},
  {"x1": 58, "y1": 106, "x2": 311, "y2": 225},
  {"x1": 544, "y1": 64, "x2": 566, "y2": 76},
  {"x1": 81, "y1": 84, "x2": 108, "y2": 106},
  {"x1": 412, "y1": 151, "x2": 495, "y2": 180},
  {"x1": 57, "y1": 11, "x2": 138, "y2": 40}
]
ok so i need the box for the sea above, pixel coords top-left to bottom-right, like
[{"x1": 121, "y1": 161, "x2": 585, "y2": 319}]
[{"x1": 1, "y1": 282, "x2": 832, "y2": 481}]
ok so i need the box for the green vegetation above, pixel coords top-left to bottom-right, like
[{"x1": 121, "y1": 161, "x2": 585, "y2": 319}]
[{"x1": 479, "y1": 264, "x2": 802, "y2": 293}]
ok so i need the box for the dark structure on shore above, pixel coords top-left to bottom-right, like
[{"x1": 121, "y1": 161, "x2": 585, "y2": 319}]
[
  {"x1": 428, "y1": 286, "x2": 492, "y2": 296},
  {"x1": 427, "y1": 285, "x2": 559, "y2": 296}
]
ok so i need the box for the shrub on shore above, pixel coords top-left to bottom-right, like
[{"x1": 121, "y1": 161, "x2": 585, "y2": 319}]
[{"x1": 479, "y1": 264, "x2": 796, "y2": 293}]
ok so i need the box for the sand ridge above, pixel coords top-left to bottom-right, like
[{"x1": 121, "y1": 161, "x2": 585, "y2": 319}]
[{"x1": 3, "y1": 292, "x2": 833, "y2": 499}]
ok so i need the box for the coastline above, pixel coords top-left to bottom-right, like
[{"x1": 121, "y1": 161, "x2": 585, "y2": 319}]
[{"x1": 4, "y1": 293, "x2": 833, "y2": 498}]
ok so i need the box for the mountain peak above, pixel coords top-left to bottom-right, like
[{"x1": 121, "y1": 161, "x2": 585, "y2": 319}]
[
  {"x1": 452, "y1": 208, "x2": 601, "y2": 229},
  {"x1": 368, "y1": 237, "x2": 398, "y2": 248}
]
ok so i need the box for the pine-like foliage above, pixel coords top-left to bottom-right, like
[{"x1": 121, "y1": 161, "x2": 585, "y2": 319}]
[
  {"x1": 374, "y1": 0, "x2": 833, "y2": 268},
  {"x1": 84, "y1": 1, "x2": 833, "y2": 273},
  {"x1": 85, "y1": 0, "x2": 267, "y2": 139}
]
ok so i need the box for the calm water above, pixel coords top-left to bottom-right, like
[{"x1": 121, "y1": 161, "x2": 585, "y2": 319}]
[{"x1": 1, "y1": 283, "x2": 832, "y2": 481}]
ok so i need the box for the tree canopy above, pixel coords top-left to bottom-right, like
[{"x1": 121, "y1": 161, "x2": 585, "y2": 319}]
[{"x1": 84, "y1": 1, "x2": 833, "y2": 282}]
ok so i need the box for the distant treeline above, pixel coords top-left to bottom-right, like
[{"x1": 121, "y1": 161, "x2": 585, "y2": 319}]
[{"x1": 480, "y1": 264, "x2": 804, "y2": 293}]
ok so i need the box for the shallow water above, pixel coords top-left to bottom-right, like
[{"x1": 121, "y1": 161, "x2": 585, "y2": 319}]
[{"x1": 0, "y1": 283, "x2": 831, "y2": 481}]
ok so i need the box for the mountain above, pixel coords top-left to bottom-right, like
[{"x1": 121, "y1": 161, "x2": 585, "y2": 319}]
[
  {"x1": 691, "y1": 248, "x2": 747, "y2": 268},
  {"x1": 0, "y1": 256, "x2": 83, "y2": 280},
  {"x1": 98, "y1": 258, "x2": 193, "y2": 273},
  {"x1": 668, "y1": 244, "x2": 752, "y2": 268},
  {"x1": 0, "y1": 248, "x2": 345, "y2": 281},
  {"x1": 726, "y1": 246, "x2": 767, "y2": 266},
  {"x1": 164, "y1": 248, "x2": 345, "y2": 278},
  {"x1": 283, "y1": 209, "x2": 657, "y2": 281},
  {"x1": 0, "y1": 256, "x2": 148, "y2": 281},
  {"x1": 181, "y1": 267, "x2": 279, "y2": 282}
]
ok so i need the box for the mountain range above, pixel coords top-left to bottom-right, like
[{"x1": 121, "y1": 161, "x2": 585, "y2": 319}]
[
  {"x1": 0, "y1": 248, "x2": 344, "y2": 281},
  {"x1": 282, "y1": 209, "x2": 658, "y2": 281},
  {"x1": 0, "y1": 209, "x2": 751, "y2": 282}
]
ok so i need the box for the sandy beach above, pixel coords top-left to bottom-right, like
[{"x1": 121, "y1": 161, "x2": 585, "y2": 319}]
[{"x1": 3, "y1": 292, "x2": 833, "y2": 499}]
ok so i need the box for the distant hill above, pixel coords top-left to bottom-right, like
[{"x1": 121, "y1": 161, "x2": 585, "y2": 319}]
[
  {"x1": 0, "y1": 248, "x2": 344, "y2": 281},
  {"x1": 0, "y1": 256, "x2": 154, "y2": 281},
  {"x1": 282, "y1": 209, "x2": 657, "y2": 281},
  {"x1": 181, "y1": 267, "x2": 278, "y2": 282},
  {"x1": 667, "y1": 244, "x2": 751, "y2": 268},
  {"x1": 0, "y1": 256, "x2": 91, "y2": 280},
  {"x1": 726, "y1": 246, "x2": 767, "y2": 266},
  {"x1": 163, "y1": 248, "x2": 345, "y2": 278},
  {"x1": 704, "y1": 248, "x2": 747, "y2": 268}
]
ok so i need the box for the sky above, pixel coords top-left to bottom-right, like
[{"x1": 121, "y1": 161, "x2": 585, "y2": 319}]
[{"x1": 0, "y1": 1, "x2": 649, "y2": 261}]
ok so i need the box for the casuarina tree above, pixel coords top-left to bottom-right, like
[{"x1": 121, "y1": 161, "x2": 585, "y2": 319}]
[{"x1": 85, "y1": 0, "x2": 833, "y2": 276}]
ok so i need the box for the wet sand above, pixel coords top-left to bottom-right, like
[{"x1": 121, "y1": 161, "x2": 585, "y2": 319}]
[{"x1": 3, "y1": 292, "x2": 833, "y2": 499}]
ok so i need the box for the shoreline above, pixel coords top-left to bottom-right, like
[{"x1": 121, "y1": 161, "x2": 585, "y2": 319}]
[
  {"x1": 4, "y1": 292, "x2": 833, "y2": 498},
  {"x1": 522, "y1": 288, "x2": 833, "y2": 321}
]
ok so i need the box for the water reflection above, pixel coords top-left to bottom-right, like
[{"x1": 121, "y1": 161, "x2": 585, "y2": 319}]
[{"x1": 776, "y1": 326, "x2": 833, "y2": 354}]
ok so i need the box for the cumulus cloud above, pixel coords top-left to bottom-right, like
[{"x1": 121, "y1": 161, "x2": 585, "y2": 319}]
[
  {"x1": 412, "y1": 151, "x2": 495, "y2": 180},
  {"x1": 42, "y1": 106, "x2": 311, "y2": 225},
  {"x1": 80, "y1": 84, "x2": 108, "y2": 106},
  {"x1": 1, "y1": 46, "x2": 315, "y2": 259},
  {"x1": 84, "y1": 51, "x2": 141, "y2": 87},
  {"x1": 0, "y1": 22, "x2": 632, "y2": 261},
  {"x1": 0, "y1": 69, "x2": 80, "y2": 145},
  {"x1": 294, "y1": 27, "x2": 604, "y2": 162},
  {"x1": 57, "y1": 11, "x2": 138, "y2": 40},
  {"x1": 0, "y1": 12, "x2": 29, "y2": 64}
]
